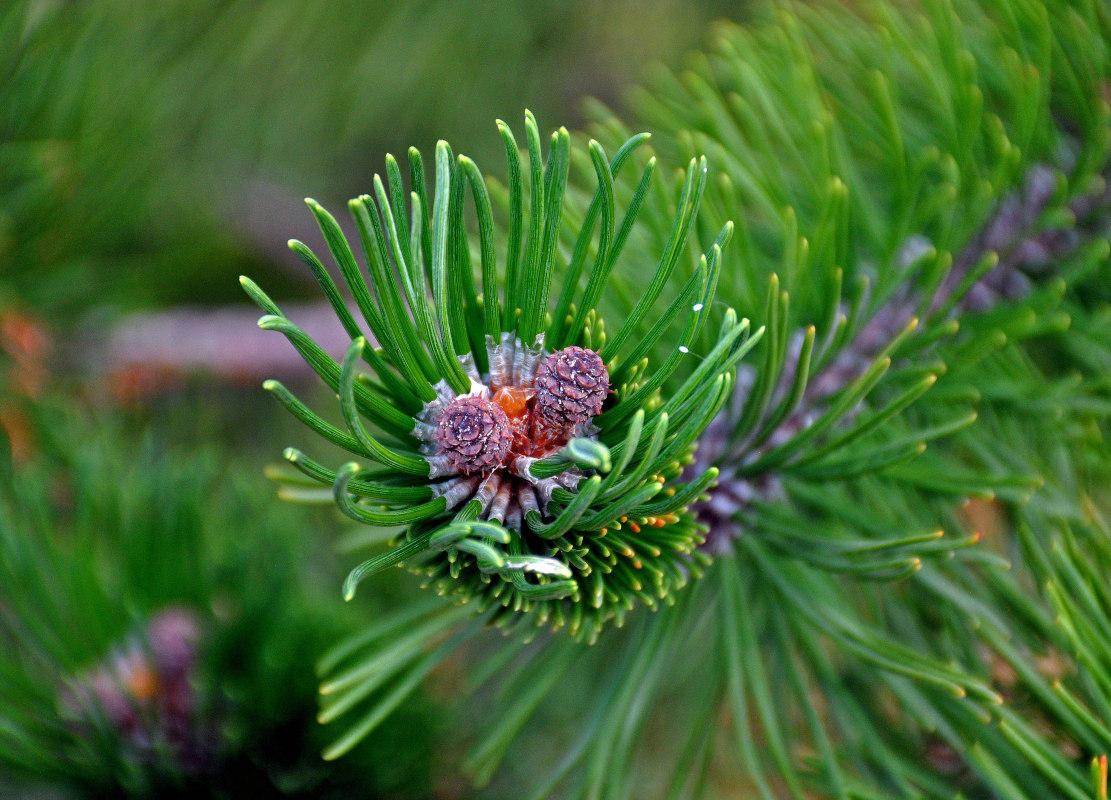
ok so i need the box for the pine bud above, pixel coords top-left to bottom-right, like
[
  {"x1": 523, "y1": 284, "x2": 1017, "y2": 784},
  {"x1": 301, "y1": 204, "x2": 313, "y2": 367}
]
[
  {"x1": 533, "y1": 346, "x2": 609, "y2": 427},
  {"x1": 435, "y1": 395, "x2": 512, "y2": 474}
]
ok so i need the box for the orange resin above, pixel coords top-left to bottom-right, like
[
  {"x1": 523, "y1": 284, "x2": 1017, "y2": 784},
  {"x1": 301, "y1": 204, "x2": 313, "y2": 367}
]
[{"x1": 491, "y1": 385, "x2": 567, "y2": 457}]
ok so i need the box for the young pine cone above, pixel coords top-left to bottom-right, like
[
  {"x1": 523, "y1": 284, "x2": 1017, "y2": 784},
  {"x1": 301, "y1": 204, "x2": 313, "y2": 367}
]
[
  {"x1": 533, "y1": 346, "x2": 610, "y2": 428},
  {"x1": 435, "y1": 395, "x2": 513, "y2": 474}
]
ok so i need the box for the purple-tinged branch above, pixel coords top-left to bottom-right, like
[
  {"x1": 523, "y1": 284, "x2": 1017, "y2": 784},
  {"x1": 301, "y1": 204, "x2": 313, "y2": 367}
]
[{"x1": 697, "y1": 161, "x2": 1111, "y2": 550}]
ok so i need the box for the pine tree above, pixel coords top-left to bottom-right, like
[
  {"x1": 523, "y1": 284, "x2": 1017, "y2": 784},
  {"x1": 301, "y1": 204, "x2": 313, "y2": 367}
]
[{"x1": 249, "y1": 0, "x2": 1111, "y2": 797}]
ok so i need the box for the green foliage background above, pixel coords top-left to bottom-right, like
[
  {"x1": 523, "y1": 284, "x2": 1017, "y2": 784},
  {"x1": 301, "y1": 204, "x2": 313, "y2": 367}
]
[
  {"x1": 2, "y1": 0, "x2": 1111, "y2": 799},
  {"x1": 0, "y1": 0, "x2": 738, "y2": 313}
]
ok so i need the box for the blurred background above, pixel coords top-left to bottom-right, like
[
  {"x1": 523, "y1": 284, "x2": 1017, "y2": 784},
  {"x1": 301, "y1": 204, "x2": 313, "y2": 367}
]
[{"x1": 0, "y1": 1, "x2": 747, "y2": 797}]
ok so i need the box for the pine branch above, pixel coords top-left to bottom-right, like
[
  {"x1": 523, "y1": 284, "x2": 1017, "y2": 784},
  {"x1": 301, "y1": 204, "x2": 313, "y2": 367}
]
[
  {"x1": 241, "y1": 0, "x2": 1111, "y2": 796},
  {"x1": 247, "y1": 120, "x2": 750, "y2": 657},
  {"x1": 697, "y1": 154, "x2": 1111, "y2": 551}
]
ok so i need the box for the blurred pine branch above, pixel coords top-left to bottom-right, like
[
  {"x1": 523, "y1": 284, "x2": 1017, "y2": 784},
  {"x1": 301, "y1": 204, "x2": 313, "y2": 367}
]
[{"x1": 0, "y1": 373, "x2": 441, "y2": 796}]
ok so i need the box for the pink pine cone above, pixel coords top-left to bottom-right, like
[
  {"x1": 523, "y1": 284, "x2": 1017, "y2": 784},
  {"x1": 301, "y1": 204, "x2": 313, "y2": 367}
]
[
  {"x1": 435, "y1": 395, "x2": 513, "y2": 474},
  {"x1": 534, "y1": 346, "x2": 610, "y2": 427}
]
